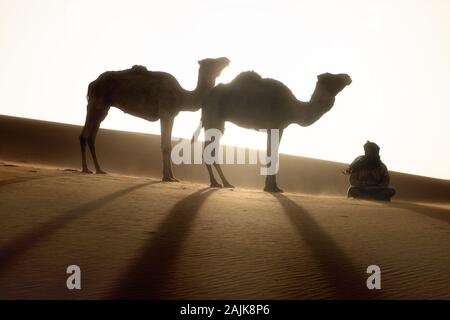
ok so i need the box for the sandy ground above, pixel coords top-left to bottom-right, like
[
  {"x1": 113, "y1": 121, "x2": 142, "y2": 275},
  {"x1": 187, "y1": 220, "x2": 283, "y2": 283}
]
[
  {"x1": 0, "y1": 162, "x2": 449, "y2": 299},
  {"x1": 2, "y1": 114, "x2": 450, "y2": 203}
]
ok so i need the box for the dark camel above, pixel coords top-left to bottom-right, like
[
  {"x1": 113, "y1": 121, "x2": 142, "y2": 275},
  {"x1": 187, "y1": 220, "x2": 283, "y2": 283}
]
[
  {"x1": 79, "y1": 57, "x2": 230, "y2": 181},
  {"x1": 196, "y1": 71, "x2": 352, "y2": 192}
]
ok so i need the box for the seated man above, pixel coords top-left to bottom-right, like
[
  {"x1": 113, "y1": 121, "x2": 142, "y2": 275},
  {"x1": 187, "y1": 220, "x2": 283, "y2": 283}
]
[{"x1": 344, "y1": 141, "x2": 396, "y2": 201}]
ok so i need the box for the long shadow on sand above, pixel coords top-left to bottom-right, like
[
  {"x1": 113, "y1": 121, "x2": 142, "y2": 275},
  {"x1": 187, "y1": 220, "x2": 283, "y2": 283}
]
[
  {"x1": 384, "y1": 202, "x2": 450, "y2": 224},
  {"x1": 271, "y1": 193, "x2": 379, "y2": 299},
  {"x1": 112, "y1": 188, "x2": 217, "y2": 299},
  {"x1": 0, "y1": 174, "x2": 58, "y2": 189},
  {"x1": 0, "y1": 181, "x2": 157, "y2": 275}
]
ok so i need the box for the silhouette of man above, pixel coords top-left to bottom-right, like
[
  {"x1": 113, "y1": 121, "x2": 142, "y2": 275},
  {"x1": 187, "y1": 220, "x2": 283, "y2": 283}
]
[{"x1": 345, "y1": 141, "x2": 396, "y2": 201}]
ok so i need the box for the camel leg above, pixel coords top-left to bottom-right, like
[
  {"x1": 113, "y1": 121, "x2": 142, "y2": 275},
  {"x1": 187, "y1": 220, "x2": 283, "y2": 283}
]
[
  {"x1": 210, "y1": 133, "x2": 234, "y2": 188},
  {"x1": 264, "y1": 129, "x2": 283, "y2": 193},
  {"x1": 203, "y1": 138, "x2": 222, "y2": 188},
  {"x1": 79, "y1": 104, "x2": 96, "y2": 174},
  {"x1": 79, "y1": 135, "x2": 92, "y2": 174},
  {"x1": 87, "y1": 109, "x2": 108, "y2": 174},
  {"x1": 79, "y1": 103, "x2": 108, "y2": 174},
  {"x1": 206, "y1": 164, "x2": 222, "y2": 188},
  {"x1": 213, "y1": 163, "x2": 234, "y2": 188},
  {"x1": 160, "y1": 114, "x2": 178, "y2": 182}
]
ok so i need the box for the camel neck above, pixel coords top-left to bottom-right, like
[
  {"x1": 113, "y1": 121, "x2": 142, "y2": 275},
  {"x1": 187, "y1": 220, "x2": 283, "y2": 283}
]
[
  {"x1": 182, "y1": 72, "x2": 214, "y2": 111},
  {"x1": 293, "y1": 84, "x2": 335, "y2": 127}
]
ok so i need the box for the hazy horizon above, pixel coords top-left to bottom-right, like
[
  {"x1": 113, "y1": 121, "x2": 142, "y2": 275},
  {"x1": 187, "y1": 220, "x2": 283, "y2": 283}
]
[{"x1": 1, "y1": 0, "x2": 450, "y2": 179}]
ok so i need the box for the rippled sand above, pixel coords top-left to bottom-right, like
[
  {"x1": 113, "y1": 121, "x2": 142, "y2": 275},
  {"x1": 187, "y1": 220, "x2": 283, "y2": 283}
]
[{"x1": 0, "y1": 163, "x2": 449, "y2": 299}]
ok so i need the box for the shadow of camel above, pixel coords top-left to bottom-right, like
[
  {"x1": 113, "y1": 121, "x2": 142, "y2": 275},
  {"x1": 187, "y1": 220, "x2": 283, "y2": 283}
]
[
  {"x1": 0, "y1": 181, "x2": 157, "y2": 275},
  {"x1": 384, "y1": 201, "x2": 450, "y2": 224},
  {"x1": 112, "y1": 188, "x2": 217, "y2": 299},
  {"x1": 271, "y1": 193, "x2": 380, "y2": 299},
  {"x1": 0, "y1": 174, "x2": 59, "y2": 189}
]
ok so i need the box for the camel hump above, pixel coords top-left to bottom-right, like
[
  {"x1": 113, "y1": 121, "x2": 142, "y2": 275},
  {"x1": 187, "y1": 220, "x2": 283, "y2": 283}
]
[
  {"x1": 131, "y1": 65, "x2": 149, "y2": 72},
  {"x1": 232, "y1": 71, "x2": 263, "y2": 84}
]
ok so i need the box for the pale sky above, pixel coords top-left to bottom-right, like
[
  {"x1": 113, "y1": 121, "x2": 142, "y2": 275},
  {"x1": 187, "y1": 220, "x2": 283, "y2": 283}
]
[{"x1": 1, "y1": 0, "x2": 450, "y2": 179}]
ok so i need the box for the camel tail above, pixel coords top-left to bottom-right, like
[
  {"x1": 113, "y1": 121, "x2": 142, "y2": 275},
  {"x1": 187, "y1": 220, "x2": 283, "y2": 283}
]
[
  {"x1": 191, "y1": 121, "x2": 203, "y2": 144},
  {"x1": 86, "y1": 82, "x2": 94, "y2": 102}
]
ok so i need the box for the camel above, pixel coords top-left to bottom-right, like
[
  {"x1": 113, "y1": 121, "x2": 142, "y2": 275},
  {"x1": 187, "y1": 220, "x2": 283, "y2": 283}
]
[
  {"x1": 195, "y1": 71, "x2": 352, "y2": 192},
  {"x1": 79, "y1": 57, "x2": 230, "y2": 181}
]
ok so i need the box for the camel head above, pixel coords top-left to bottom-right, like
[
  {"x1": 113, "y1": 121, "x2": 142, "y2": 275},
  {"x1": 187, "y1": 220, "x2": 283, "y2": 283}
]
[
  {"x1": 198, "y1": 57, "x2": 230, "y2": 83},
  {"x1": 316, "y1": 73, "x2": 352, "y2": 97},
  {"x1": 303, "y1": 72, "x2": 352, "y2": 117}
]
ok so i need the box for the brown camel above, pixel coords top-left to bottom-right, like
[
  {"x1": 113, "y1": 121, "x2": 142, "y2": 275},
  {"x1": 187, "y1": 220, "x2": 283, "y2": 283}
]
[
  {"x1": 196, "y1": 71, "x2": 352, "y2": 192},
  {"x1": 79, "y1": 57, "x2": 230, "y2": 181}
]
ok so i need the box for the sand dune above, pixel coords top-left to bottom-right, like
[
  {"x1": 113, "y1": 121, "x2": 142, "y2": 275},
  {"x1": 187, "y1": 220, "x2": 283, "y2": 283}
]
[
  {"x1": 0, "y1": 164, "x2": 449, "y2": 299},
  {"x1": 1, "y1": 114, "x2": 450, "y2": 203},
  {"x1": 0, "y1": 115, "x2": 450, "y2": 299}
]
